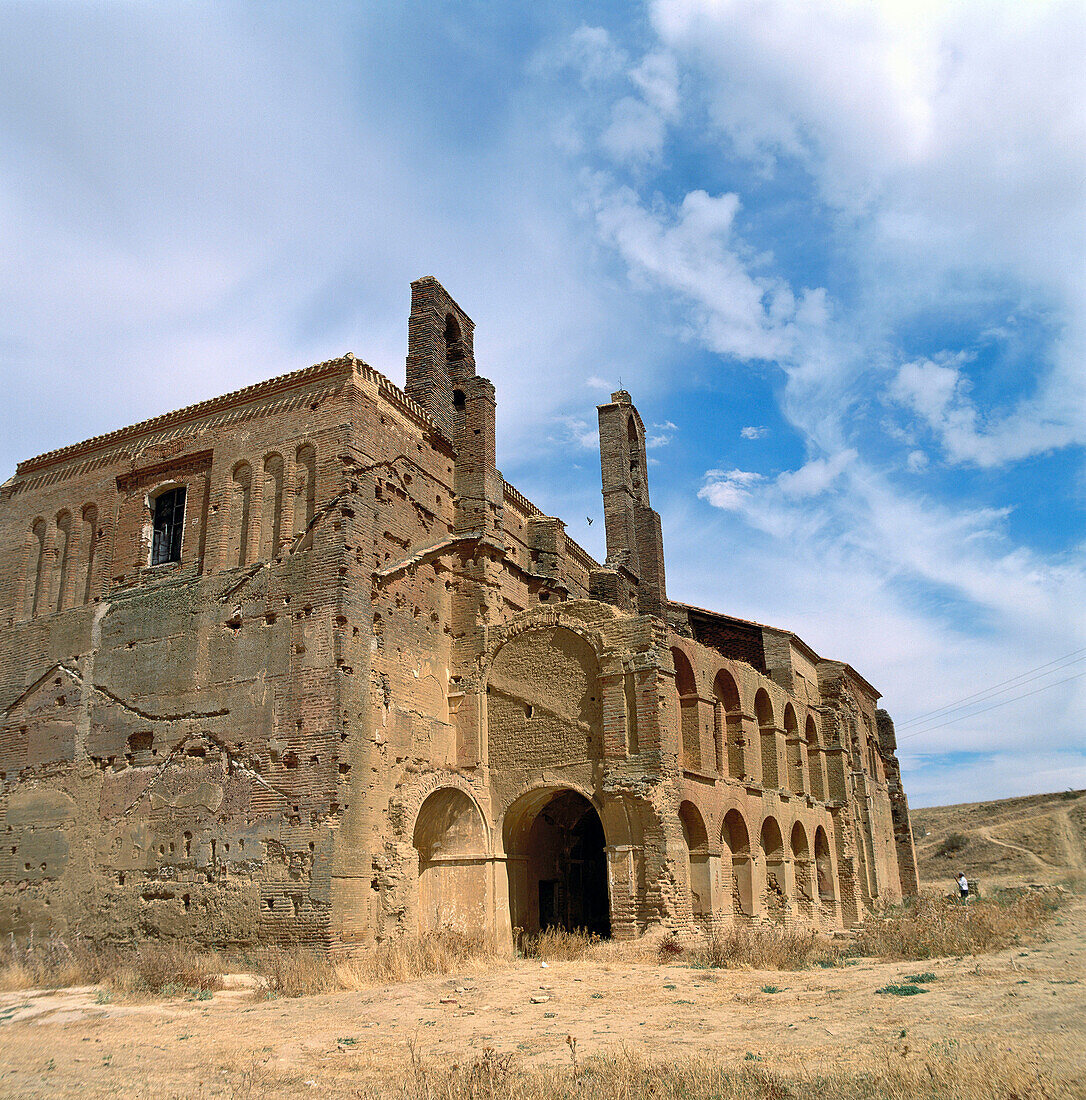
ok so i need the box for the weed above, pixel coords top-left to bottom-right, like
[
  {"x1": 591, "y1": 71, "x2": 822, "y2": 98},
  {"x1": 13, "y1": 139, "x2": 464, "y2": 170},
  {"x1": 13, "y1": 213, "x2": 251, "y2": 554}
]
[
  {"x1": 903, "y1": 972, "x2": 937, "y2": 984},
  {"x1": 854, "y1": 887, "x2": 1062, "y2": 961},
  {"x1": 877, "y1": 983, "x2": 926, "y2": 996},
  {"x1": 935, "y1": 832, "x2": 968, "y2": 858},
  {"x1": 760, "y1": 985, "x2": 782, "y2": 994}
]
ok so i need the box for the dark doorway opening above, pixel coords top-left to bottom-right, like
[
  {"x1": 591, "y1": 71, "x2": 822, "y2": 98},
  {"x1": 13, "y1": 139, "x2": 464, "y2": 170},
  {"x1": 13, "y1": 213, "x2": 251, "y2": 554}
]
[{"x1": 513, "y1": 789, "x2": 610, "y2": 938}]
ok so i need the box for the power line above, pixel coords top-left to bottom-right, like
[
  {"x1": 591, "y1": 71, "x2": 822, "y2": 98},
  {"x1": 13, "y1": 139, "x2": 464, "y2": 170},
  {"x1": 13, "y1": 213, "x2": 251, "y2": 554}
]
[
  {"x1": 898, "y1": 669, "x2": 1086, "y2": 741},
  {"x1": 895, "y1": 646, "x2": 1086, "y2": 730}
]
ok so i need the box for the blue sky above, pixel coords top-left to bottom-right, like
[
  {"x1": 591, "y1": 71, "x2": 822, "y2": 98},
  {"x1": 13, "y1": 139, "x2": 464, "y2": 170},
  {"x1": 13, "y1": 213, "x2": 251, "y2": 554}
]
[{"x1": 1, "y1": 1, "x2": 1083, "y2": 806}]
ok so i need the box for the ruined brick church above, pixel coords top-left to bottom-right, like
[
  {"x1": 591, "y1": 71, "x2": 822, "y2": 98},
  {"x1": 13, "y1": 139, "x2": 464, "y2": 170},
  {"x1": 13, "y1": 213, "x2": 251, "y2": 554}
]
[{"x1": 0, "y1": 278, "x2": 917, "y2": 948}]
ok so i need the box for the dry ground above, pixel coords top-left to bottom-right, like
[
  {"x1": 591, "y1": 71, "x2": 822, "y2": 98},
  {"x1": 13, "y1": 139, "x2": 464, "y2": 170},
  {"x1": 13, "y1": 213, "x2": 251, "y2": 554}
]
[{"x1": 0, "y1": 896, "x2": 1083, "y2": 1098}]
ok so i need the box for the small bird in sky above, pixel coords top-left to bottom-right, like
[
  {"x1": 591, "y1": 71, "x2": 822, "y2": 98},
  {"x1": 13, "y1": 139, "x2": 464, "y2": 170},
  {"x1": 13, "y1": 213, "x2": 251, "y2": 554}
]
[{"x1": 587, "y1": 517, "x2": 593, "y2": 525}]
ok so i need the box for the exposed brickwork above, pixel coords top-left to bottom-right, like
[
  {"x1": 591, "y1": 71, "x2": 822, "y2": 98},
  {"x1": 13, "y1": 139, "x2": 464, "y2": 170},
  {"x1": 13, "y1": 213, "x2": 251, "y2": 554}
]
[{"x1": 0, "y1": 279, "x2": 915, "y2": 950}]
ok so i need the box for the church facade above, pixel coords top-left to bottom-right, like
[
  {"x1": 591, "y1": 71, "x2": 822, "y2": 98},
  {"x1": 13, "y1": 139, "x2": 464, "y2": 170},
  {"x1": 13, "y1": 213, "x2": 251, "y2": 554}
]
[{"x1": 0, "y1": 278, "x2": 917, "y2": 948}]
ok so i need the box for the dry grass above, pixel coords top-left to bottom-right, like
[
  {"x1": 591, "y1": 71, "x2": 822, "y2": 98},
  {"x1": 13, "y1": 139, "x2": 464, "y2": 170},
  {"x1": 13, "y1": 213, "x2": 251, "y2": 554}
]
[
  {"x1": 0, "y1": 934, "x2": 222, "y2": 996},
  {"x1": 349, "y1": 1043, "x2": 1083, "y2": 1100},
  {"x1": 687, "y1": 923, "x2": 840, "y2": 971},
  {"x1": 253, "y1": 927, "x2": 497, "y2": 997},
  {"x1": 517, "y1": 927, "x2": 604, "y2": 960},
  {"x1": 854, "y1": 887, "x2": 1062, "y2": 960}
]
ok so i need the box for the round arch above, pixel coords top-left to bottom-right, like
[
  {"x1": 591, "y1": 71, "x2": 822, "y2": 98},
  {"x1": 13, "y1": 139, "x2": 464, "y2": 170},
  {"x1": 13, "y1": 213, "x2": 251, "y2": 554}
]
[
  {"x1": 784, "y1": 704, "x2": 803, "y2": 795},
  {"x1": 760, "y1": 815, "x2": 788, "y2": 922},
  {"x1": 672, "y1": 648, "x2": 699, "y2": 771},
  {"x1": 679, "y1": 801, "x2": 711, "y2": 920},
  {"x1": 412, "y1": 787, "x2": 489, "y2": 934},
  {"x1": 806, "y1": 715, "x2": 826, "y2": 800},
  {"x1": 755, "y1": 689, "x2": 778, "y2": 789},
  {"x1": 722, "y1": 808, "x2": 753, "y2": 917},
  {"x1": 502, "y1": 786, "x2": 610, "y2": 939},
  {"x1": 815, "y1": 825, "x2": 836, "y2": 905}
]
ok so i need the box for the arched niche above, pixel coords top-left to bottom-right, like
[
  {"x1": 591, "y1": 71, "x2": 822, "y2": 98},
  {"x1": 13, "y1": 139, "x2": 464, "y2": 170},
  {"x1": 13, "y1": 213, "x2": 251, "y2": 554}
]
[
  {"x1": 791, "y1": 821, "x2": 814, "y2": 916},
  {"x1": 713, "y1": 669, "x2": 743, "y2": 779},
  {"x1": 678, "y1": 801, "x2": 711, "y2": 920},
  {"x1": 412, "y1": 788, "x2": 488, "y2": 934},
  {"x1": 806, "y1": 716, "x2": 826, "y2": 801},
  {"x1": 760, "y1": 816, "x2": 787, "y2": 922},
  {"x1": 784, "y1": 703, "x2": 803, "y2": 795},
  {"x1": 815, "y1": 825, "x2": 835, "y2": 904},
  {"x1": 755, "y1": 689, "x2": 778, "y2": 789},
  {"x1": 672, "y1": 648, "x2": 699, "y2": 771},
  {"x1": 722, "y1": 809, "x2": 753, "y2": 917}
]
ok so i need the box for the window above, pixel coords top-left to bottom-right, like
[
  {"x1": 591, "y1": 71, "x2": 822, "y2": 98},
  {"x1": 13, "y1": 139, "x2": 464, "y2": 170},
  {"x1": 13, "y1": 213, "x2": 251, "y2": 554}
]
[{"x1": 151, "y1": 487, "x2": 186, "y2": 565}]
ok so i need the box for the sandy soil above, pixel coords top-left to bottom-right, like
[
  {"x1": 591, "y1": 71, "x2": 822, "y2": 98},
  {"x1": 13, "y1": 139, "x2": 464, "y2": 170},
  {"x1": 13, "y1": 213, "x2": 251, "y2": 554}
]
[{"x1": 1, "y1": 900, "x2": 1084, "y2": 1098}]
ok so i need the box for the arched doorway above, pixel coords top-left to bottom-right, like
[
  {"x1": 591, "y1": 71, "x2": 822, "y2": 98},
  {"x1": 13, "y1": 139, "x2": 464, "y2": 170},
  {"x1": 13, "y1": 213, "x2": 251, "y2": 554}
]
[
  {"x1": 503, "y1": 788, "x2": 611, "y2": 938},
  {"x1": 413, "y1": 788, "x2": 488, "y2": 934}
]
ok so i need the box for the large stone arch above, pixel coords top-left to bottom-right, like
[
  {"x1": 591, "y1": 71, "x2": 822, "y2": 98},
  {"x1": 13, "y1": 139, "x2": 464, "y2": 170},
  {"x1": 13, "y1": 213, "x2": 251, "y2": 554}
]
[
  {"x1": 485, "y1": 623, "x2": 604, "y2": 781},
  {"x1": 412, "y1": 786, "x2": 489, "y2": 934},
  {"x1": 501, "y1": 784, "x2": 610, "y2": 939}
]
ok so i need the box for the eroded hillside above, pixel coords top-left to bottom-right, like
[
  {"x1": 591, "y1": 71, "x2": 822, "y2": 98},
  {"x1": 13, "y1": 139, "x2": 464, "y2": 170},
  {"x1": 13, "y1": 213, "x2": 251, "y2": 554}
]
[{"x1": 912, "y1": 789, "x2": 1086, "y2": 892}]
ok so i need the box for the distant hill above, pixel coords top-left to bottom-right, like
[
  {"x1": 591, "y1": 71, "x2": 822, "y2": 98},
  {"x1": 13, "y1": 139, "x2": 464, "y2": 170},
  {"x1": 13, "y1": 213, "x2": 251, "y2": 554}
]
[{"x1": 911, "y1": 789, "x2": 1086, "y2": 893}]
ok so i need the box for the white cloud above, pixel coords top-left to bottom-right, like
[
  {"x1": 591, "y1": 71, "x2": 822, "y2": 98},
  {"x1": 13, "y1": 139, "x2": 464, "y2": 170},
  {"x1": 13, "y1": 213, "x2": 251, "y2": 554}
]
[
  {"x1": 776, "y1": 449, "x2": 856, "y2": 499},
  {"x1": 741, "y1": 425, "x2": 767, "y2": 439},
  {"x1": 906, "y1": 449, "x2": 929, "y2": 473},
  {"x1": 585, "y1": 375, "x2": 613, "y2": 390},
  {"x1": 649, "y1": 0, "x2": 1086, "y2": 466},
  {"x1": 587, "y1": 176, "x2": 807, "y2": 362},
  {"x1": 654, "y1": 420, "x2": 678, "y2": 431},
  {"x1": 602, "y1": 96, "x2": 668, "y2": 165},
  {"x1": 646, "y1": 433, "x2": 672, "y2": 448},
  {"x1": 697, "y1": 468, "x2": 763, "y2": 511}
]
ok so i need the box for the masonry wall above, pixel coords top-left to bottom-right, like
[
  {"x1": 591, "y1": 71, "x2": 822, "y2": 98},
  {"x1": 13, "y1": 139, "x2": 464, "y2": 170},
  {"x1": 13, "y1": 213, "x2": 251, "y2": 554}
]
[{"x1": 0, "y1": 281, "x2": 917, "y2": 951}]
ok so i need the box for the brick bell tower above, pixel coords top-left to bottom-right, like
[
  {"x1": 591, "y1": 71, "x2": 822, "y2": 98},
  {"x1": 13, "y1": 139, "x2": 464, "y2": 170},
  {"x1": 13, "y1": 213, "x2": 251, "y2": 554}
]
[{"x1": 594, "y1": 390, "x2": 668, "y2": 619}]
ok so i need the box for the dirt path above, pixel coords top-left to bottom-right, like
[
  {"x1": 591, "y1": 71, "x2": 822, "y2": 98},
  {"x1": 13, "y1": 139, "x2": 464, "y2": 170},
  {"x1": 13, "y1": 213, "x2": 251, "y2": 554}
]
[
  {"x1": 1, "y1": 901, "x2": 1084, "y2": 1098},
  {"x1": 977, "y1": 825, "x2": 1054, "y2": 869}
]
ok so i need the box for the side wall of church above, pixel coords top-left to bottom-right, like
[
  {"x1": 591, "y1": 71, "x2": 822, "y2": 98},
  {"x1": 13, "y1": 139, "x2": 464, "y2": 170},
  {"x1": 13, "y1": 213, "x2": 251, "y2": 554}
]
[{"x1": 0, "y1": 360, "x2": 367, "y2": 945}]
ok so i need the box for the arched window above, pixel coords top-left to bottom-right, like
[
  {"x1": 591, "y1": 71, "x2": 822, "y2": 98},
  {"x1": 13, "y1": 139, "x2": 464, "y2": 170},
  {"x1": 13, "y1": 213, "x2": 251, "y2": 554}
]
[
  {"x1": 26, "y1": 518, "x2": 46, "y2": 618},
  {"x1": 261, "y1": 453, "x2": 284, "y2": 559},
  {"x1": 231, "y1": 462, "x2": 253, "y2": 567},
  {"x1": 54, "y1": 511, "x2": 73, "y2": 612},
  {"x1": 755, "y1": 689, "x2": 778, "y2": 789},
  {"x1": 295, "y1": 443, "x2": 316, "y2": 539},
  {"x1": 444, "y1": 313, "x2": 464, "y2": 362},
  {"x1": 151, "y1": 486, "x2": 186, "y2": 565},
  {"x1": 80, "y1": 504, "x2": 98, "y2": 605},
  {"x1": 627, "y1": 415, "x2": 642, "y2": 490},
  {"x1": 672, "y1": 647, "x2": 699, "y2": 771}
]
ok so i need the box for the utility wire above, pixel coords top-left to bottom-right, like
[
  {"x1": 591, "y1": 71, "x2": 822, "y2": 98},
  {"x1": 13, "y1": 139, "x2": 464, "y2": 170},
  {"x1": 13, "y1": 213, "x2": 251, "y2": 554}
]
[
  {"x1": 897, "y1": 669, "x2": 1086, "y2": 741},
  {"x1": 895, "y1": 646, "x2": 1086, "y2": 730}
]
